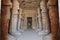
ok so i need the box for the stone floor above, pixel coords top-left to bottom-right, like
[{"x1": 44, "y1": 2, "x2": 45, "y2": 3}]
[{"x1": 8, "y1": 29, "x2": 52, "y2": 40}]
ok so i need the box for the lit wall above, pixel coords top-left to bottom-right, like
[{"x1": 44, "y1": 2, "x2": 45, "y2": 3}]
[
  {"x1": 0, "y1": 0, "x2": 1, "y2": 13},
  {"x1": 58, "y1": 0, "x2": 60, "y2": 22}
]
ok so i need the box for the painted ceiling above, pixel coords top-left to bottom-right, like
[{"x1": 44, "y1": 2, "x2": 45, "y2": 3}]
[{"x1": 19, "y1": 0, "x2": 40, "y2": 8}]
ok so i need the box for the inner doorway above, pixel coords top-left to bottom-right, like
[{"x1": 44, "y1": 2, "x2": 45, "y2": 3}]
[{"x1": 27, "y1": 17, "x2": 32, "y2": 29}]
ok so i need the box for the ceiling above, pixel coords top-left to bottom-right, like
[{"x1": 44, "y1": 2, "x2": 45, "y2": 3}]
[{"x1": 19, "y1": 0, "x2": 40, "y2": 8}]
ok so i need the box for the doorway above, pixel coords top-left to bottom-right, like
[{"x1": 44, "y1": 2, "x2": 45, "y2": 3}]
[{"x1": 27, "y1": 17, "x2": 32, "y2": 29}]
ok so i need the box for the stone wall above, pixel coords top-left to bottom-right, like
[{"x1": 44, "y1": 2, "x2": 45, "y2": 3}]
[
  {"x1": 22, "y1": 8, "x2": 38, "y2": 30},
  {"x1": 58, "y1": 0, "x2": 60, "y2": 23},
  {"x1": 58, "y1": 0, "x2": 60, "y2": 40},
  {"x1": 0, "y1": 0, "x2": 1, "y2": 13}
]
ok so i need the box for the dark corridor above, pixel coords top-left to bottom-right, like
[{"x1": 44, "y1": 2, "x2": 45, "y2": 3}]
[{"x1": 27, "y1": 17, "x2": 32, "y2": 29}]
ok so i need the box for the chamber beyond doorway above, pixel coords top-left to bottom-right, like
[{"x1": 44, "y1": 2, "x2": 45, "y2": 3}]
[{"x1": 27, "y1": 17, "x2": 32, "y2": 29}]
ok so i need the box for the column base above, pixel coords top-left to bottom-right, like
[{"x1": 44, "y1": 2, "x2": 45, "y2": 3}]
[
  {"x1": 8, "y1": 34, "x2": 16, "y2": 40},
  {"x1": 18, "y1": 29, "x2": 24, "y2": 33},
  {"x1": 35, "y1": 29, "x2": 42, "y2": 32},
  {"x1": 10, "y1": 31, "x2": 21, "y2": 38},
  {"x1": 38, "y1": 30, "x2": 49, "y2": 36}
]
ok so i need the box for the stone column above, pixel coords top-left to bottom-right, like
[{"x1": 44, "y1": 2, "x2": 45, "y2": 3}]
[
  {"x1": 32, "y1": 16, "x2": 35, "y2": 29},
  {"x1": 37, "y1": 8, "x2": 42, "y2": 31},
  {"x1": 2, "y1": 0, "x2": 12, "y2": 5},
  {"x1": 47, "y1": 0, "x2": 59, "y2": 40},
  {"x1": 36, "y1": 13, "x2": 39, "y2": 29},
  {"x1": 1, "y1": 6, "x2": 8, "y2": 40},
  {"x1": 1, "y1": 0, "x2": 12, "y2": 40},
  {"x1": 9, "y1": 0, "x2": 21, "y2": 37},
  {"x1": 17, "y1": 8, "x2": 24, "y2": 32},
  {"x1": 40, "y1": 0, "x2": 50, "y2": 33}
]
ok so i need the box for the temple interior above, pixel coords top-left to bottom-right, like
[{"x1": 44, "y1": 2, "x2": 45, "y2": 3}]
[{"x1": 0, "y1": 0, "x2": 60, "y2": 40}]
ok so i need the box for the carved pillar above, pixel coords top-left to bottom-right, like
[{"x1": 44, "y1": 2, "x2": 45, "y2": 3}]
[
  {"x1": 36, "y1": 13, "x2": 39, "y2": 29},
  {"x1": 47, "y1": 0, "x2": 59, "y2": 40},
  {"x1": 17, "y1": 8, "x2": 24, "y2": 32},
  {"x1": 35, "y1": 12, "x2": 39, "y2": 31},
  {"x1": 40, "y1": 0, "x2": 50, "y2": 33},
  {"x1": 9, "y1": 0, "x2": 21, "y2": 36},
  {"x1": 1, "y1": 0, "x2": 12, "y2": 40},
  {"x1": 37, "y1": 8, "x2": 42, "y2": 31}
]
